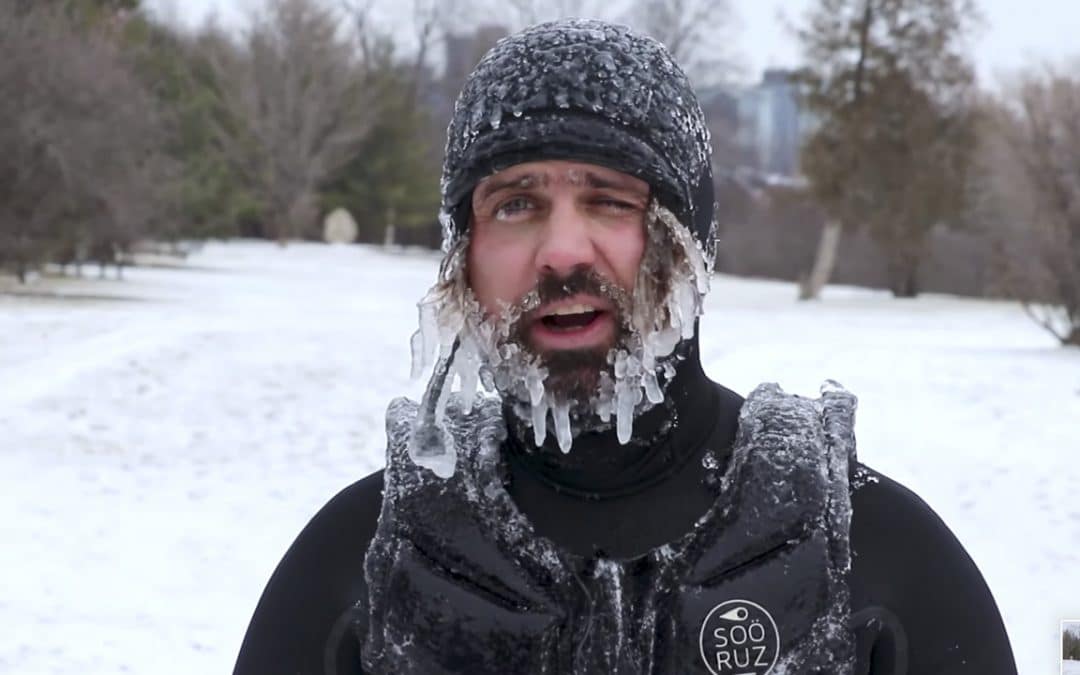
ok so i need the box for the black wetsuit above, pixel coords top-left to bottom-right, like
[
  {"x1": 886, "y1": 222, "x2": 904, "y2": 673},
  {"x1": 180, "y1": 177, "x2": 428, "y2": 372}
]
[{"x1": 234, "y1": 352, "x2": 1017, "y2": 675}]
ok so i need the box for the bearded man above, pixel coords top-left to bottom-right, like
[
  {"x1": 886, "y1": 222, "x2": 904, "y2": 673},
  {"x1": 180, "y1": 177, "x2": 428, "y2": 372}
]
[{"x1": 234, "y1": 19, "x2": 1017, "y2": 675}]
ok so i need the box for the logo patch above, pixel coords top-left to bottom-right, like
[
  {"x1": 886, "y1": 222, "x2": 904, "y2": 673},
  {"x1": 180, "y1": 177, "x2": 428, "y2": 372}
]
[{"x1": 699, "y1": 599, "x2": 780, "y2": 675}]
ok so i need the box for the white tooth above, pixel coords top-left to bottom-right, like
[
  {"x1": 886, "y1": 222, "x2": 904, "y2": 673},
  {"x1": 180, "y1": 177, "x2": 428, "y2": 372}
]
[{"x1": 549, "y1": 303, "x2": 596, "y2": 316}]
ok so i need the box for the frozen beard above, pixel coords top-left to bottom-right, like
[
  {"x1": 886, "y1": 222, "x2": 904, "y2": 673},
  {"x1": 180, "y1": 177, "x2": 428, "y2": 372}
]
[
  {"x1": 408, "y1": 201, "x2": 712, "y2": 475},
  {"x1": 509, "y1": 266, "x2": 633, "y2": 405}
]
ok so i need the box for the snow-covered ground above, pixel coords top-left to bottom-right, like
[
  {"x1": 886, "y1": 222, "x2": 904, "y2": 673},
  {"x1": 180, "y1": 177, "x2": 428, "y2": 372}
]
[
  {"x1": 1065, "y1": 659, "x2": 1080, "y2": 675},
  {"x1": 1, "y1": 241, "x2": 1077, "y2": 674}
]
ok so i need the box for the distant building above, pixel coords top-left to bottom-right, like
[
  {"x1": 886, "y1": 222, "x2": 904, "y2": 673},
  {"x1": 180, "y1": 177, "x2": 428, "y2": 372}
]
[
  {"x1": 443, "y1": 25, "x2": 509, "y2": 87},
  {"x1": 734, "y1": 69, "x2": 817, "y2": 177},
  {"x1": 424, "y1": 24, "x2": 510, "y2": 134}
]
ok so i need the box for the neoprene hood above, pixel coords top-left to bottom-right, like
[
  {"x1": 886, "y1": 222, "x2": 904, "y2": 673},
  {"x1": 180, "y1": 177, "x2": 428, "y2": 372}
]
[{"x1": 439, "y1": 19, "x2": 717, "y2": 256}]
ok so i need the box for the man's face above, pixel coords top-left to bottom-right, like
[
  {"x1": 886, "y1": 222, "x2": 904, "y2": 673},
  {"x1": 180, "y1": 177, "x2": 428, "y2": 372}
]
[{"x1": 467, "y1": 160, "x2": 649, "y2": 398}]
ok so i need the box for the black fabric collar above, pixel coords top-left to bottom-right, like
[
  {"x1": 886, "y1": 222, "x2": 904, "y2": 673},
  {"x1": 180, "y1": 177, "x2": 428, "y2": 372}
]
[{"x1": 503, "y1": 336, "x2": 719, "y2": 500}]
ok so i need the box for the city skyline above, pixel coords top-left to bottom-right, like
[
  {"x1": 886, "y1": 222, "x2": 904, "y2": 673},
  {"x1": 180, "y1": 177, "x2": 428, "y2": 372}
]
[{"x1": 146, "y1": 0, "x2": 1079, "y2": 89}]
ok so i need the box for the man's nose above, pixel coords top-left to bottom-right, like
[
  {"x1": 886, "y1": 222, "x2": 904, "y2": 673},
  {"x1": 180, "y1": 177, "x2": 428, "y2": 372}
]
[{"x1": 534, "y1": 201, "x2": 597, "y2": 276}]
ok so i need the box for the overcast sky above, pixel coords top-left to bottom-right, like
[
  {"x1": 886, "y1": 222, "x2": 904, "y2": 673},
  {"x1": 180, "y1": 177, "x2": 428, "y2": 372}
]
[
  {"x1": 745, "y1": 0, "x2": 1080, "y2": 86},
  {"x1": 147, "y1": 0, "x2": 1079, "y2": 88}
]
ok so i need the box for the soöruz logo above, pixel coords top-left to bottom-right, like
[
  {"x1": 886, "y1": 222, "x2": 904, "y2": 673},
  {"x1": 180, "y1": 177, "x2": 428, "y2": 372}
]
[{"x1": 698, "y1": 599, "x2": 780, "y2": 674}]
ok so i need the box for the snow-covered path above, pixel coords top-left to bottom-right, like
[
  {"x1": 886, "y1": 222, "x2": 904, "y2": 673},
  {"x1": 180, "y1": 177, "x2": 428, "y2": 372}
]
[{"x1": 1, "y1": 241, "x2": 1076, "y2": 674}]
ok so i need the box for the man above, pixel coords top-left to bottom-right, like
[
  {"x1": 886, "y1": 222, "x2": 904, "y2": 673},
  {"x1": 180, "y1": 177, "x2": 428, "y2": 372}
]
[{"x1": 235, "y1": 19, "x2": 1017, "y2": 675}]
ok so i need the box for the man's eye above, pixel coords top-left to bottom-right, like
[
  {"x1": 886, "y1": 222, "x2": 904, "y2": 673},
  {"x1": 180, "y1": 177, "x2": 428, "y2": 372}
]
[
  {"x1": 595, "y1": 198, "x2": 637, "y2": 212},
  {"x1": 494, "y1": 197, "x2": 534, "y2": 220}
]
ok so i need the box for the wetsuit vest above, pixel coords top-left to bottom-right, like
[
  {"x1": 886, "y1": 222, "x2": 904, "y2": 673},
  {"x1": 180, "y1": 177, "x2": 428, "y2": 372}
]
[{"x1": 357, "y1": 382, "x2": 859, "y2": 674}]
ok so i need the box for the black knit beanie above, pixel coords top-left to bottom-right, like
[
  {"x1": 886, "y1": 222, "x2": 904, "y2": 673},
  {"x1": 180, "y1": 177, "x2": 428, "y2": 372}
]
[{"x1": 439, "y1": 19, "x2": 716, "y2": 255}]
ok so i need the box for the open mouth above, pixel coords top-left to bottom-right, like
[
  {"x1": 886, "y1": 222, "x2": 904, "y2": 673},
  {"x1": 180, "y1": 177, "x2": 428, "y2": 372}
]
[
  {"x1": 541, "y1": 312, "x2": 603, "y2": 331},
  {"x1": 538, "y1": 303, "x2": 604, "y2": 333},
  {"x1": 528, "y1": 299, "x2": 617, "y2": 350}
]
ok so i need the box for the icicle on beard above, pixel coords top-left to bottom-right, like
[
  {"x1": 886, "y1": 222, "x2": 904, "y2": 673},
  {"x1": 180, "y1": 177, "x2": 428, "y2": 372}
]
[{"x1": 409, "y1": 200, "x2": 711, "y2": 460}]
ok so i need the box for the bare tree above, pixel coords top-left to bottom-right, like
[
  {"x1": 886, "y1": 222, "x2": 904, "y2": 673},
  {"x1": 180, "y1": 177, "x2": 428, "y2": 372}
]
[
  {"x1": 0, "y1": 2, "x2": 174, "y2": 281},
  {"x1": 623, "y1": 0, "x2": 736, "y2": 85},
  {"x1": 340, "y1": 0, "x2": 476, "y2": 102},
  {"x1": 211, "y1": 0, "x2": 379, "y2": 242},
  {"x1": 793, "y1": 0, "x2": 875, "y2": 301},
  {"x1": 499, "y1": 0, "x2": 605, "y2": 27},
  {"x1": 405, "y1": 0, "x2": 440, "y2": 98},
  {"x1": 798, "y1": 219, "x2": 843, "y2": 300},
  {"x1": 981, "y1": 66, "x2": 1080, "y2": 346}
]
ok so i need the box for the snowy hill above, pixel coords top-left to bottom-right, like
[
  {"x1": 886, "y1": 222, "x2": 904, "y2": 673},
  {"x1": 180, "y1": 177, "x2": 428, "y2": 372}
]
[{"x1": 1, "y1": 241, "x2": 1077, "y2": 674}]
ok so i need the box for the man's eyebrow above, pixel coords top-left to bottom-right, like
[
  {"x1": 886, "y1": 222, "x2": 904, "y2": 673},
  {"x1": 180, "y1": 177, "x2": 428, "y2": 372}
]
[
  {"x1": 474, "y1": 169, "x2": 648, "y2": 202},
  {"x1": 584, "y1": 171, "x2": 648, "y2": 195},
  {"x1": 474, "y1": 173, "x2": 542, "y2": 202}
]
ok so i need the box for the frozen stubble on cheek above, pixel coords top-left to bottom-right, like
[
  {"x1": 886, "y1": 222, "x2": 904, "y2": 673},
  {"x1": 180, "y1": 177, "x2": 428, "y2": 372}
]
[
  {"x1": 466, "y1": 209, "x2": 529, "y2": 316},
  {"x1": 577, "y1": 207, "x2": 646, "y2": 304},
  {"x1": 614, "y1": 213, "x2": 647, "y2": 293}
]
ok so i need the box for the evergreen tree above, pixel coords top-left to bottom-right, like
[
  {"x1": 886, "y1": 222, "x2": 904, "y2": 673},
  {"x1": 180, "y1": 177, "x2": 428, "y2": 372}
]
[
  {"x1": 796, "y1": 0, "x2": 980, "y2": 297},
  {"x1": 323, "y1": 61, "x2": 441, "y2": 244},
  {"x1": 124, "y1": 19, "x2": 257, "y2": 240},
  {"x1": 1064, "y1": 624, "x2": 1080, "y2": 661}
]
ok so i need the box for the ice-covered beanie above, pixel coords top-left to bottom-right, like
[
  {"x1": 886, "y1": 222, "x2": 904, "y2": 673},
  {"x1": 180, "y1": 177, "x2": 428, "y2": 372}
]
[{"x1": 439, "y1": 18, "x2": 715, "y2": 255}]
